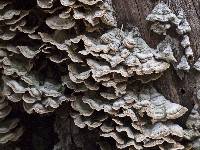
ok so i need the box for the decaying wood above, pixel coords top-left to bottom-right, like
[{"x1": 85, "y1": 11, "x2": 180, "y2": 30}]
[
  {"x1": 113, "y1": 0, "x2": 200, "y2": 113},
  {"x1": 1, "y1": 0, "x2": 200, "y2": 149},
  {"x1": 54, "y1": 105, "x2": 101, "y2": 150},
  {"x1": 54, "y1": 1, "x2": 200, "y2": 149}
]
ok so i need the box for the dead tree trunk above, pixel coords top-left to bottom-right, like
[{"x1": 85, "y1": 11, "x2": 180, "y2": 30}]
[
  {"x1": 112, "y1": 0, "x2": 200, "y2": 110},
  {"x1": 53, "y1": 0, "x2": 200, "y2": 150},
  {"x1": 1, "y1": 0, "x2": 200, "y2": 150}
]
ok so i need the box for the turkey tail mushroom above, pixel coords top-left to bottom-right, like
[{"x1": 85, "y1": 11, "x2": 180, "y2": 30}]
[{"x1": 0, "y1": 96, "x2": 23, "y2": 144}]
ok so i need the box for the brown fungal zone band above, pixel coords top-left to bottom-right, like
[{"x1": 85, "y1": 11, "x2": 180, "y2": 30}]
[{"x1": 0, "y1": 0, "x2": 199, "y2": 149}]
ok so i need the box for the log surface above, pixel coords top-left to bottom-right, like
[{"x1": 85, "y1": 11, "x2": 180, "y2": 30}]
[{"x1": 112, "y1": 0, "x2": 200, "y2": 115}]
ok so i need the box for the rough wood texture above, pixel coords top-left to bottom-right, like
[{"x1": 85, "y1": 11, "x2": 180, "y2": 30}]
[
  {"x1": 112, "y1": 0, "x2": 200, "y2": 116},
  {"x1": 53, "y1": 105, "x2": 101, "y2": 150},
  {"x1": 1, "y1": 1, "x2": 200, "y2": 149},
  {"x1": 54, "y1": 1, "x2": 200, "y2": 149}
]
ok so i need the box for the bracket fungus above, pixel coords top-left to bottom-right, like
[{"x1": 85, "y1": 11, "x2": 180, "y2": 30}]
[
  {"x1": 186, "y1": 104, "x2": 200, "y2": 131},
  {"x1": 177, "y1": 55, "x2": 190, "y2": 71},
  {"x1": 146, "y1": 2, "x2": 191, "y2": 35},
  {"x1": 0, "y1": 0, "x2": 198, "y2": 149},
  {"x1": 0, "y1": 78, "x2": 23, "y2": 144},
  {"x1": 0, "y1": 99, "x2": 23, "y2": 144},
  {"x1": 193, "y1": 58, "x2": 200, "y2": 71},
  {"x1": 154, "y1": 35, "x2": 177, "y2": 63},
  {"x1": 0, "y1": 0, "x2": 117, "y2": 144},
  {"x1": 3, "y1": 75, "x2": 67, "y2": 114},
  {"x1": 150, "y1": 23, "x2": 171, "y2": 35},
  {"x1": 146, "y1": 2, "x2": 179, "y2": 24},
  {"x1": 65, "y1": 27, "x2": 171, "y2": 89},
  {"x1": 147, "y1": 2, "x2": 194, "y2": 60},
  {"x1": 45, "y1": 0, "x2": 117, "y2": 32},
  {"x1": 68, "y1": 85, "x2": 188, "y2": 149},
  {"x1": 0, "y1": 0, "x2": 116, "y2": 114}
]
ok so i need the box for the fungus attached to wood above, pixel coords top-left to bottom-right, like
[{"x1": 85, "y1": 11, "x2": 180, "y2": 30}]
[{"x1": 0, "y1": 0, "x2": 198, "y2": 149}]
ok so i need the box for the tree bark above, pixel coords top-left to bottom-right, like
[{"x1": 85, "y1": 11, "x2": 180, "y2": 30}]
[
  {"x1": 113, "y1": 0, "x2": 200, "y2": 113},
  {"x1": 53, "y1": 1, "x2": 200, "y2": 149},
  {"x1": 2, "y1": 0, "x2": 200, "y2": 149},
  {"x1": 53, "y1": 105, "x2": 101, "y2": 150}
]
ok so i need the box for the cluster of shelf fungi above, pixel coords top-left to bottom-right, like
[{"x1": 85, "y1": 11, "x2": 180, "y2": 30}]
[{"x1": 0, "y1": 0, "x2": 200, "y2": 149}]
